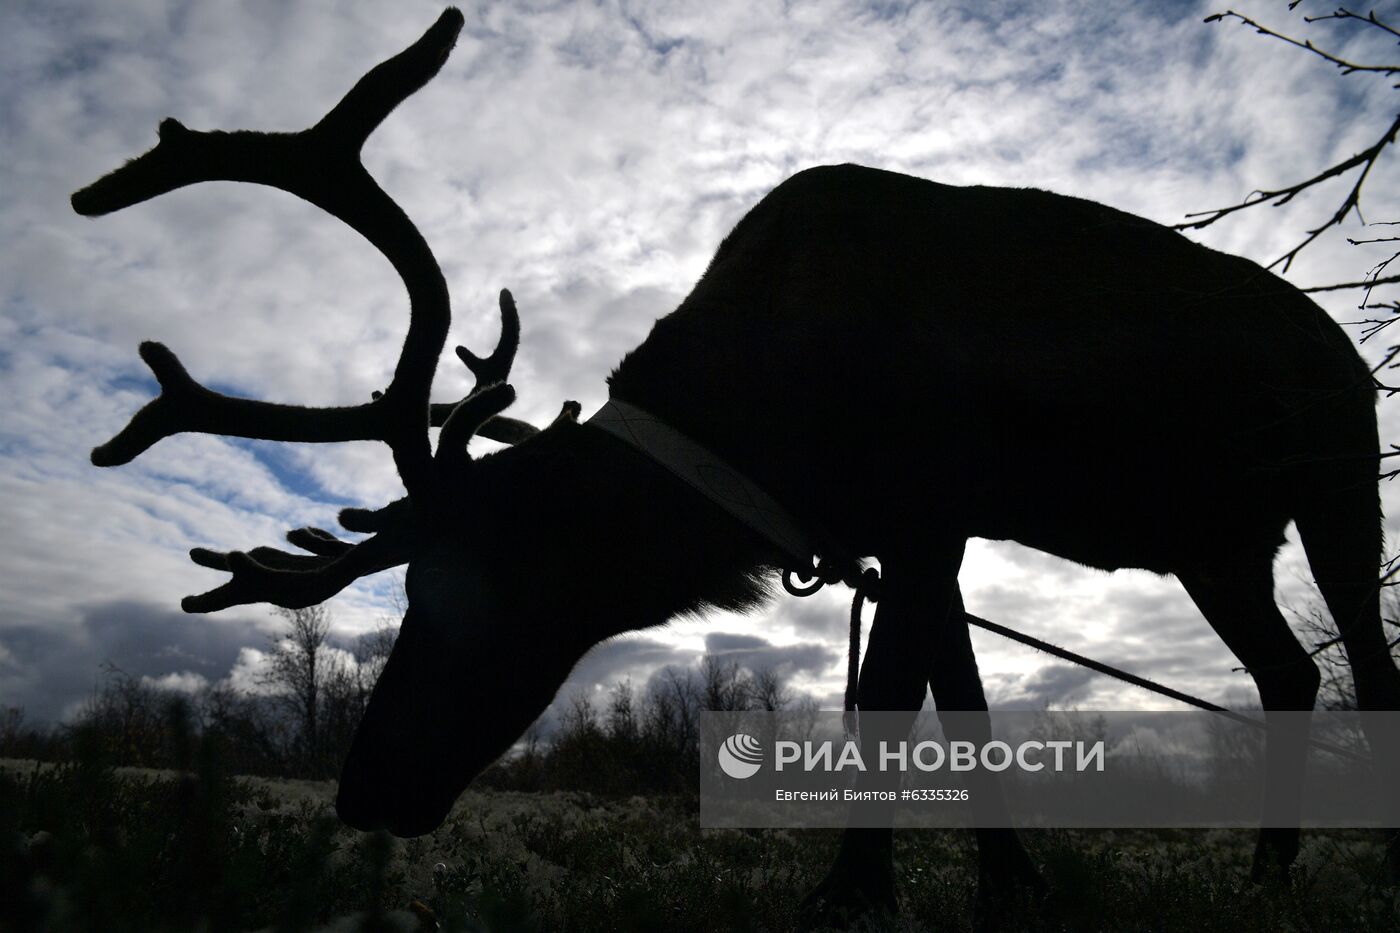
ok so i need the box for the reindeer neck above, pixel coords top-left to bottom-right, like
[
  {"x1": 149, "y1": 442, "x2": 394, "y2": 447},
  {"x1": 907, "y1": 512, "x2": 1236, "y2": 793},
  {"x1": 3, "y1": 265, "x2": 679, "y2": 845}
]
[{"x1": 479, "y1": 421, "x2": 775, "y2": 645}]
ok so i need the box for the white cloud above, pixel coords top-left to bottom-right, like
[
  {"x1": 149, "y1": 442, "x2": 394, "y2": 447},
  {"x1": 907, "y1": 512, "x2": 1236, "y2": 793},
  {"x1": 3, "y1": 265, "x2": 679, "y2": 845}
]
[
  {"x1": 224, "y1": 646, "x2": 273, "y2": 697},
  {"x1": 141, "y1": 670, "x2": 209, "y2": 694}
]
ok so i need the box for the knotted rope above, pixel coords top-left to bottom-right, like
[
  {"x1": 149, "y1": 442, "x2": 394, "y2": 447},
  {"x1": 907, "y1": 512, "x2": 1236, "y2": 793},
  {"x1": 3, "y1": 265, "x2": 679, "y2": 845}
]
[{"x1": 784, "y1": 560, "x2": 881, "y2": 737}]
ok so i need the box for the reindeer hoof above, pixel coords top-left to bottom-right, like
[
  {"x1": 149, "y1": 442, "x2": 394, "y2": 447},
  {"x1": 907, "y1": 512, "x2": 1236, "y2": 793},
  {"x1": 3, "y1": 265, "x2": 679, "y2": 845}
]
[{"x1": 798, "y1": 861, "x2": 897, "y2": 930}]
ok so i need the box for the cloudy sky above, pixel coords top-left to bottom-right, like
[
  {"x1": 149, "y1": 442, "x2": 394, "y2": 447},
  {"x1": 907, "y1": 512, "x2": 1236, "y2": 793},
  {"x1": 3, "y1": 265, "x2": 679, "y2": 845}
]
[{"x1": 3, "y1": 0, "x2": 1398, "y2": 726}]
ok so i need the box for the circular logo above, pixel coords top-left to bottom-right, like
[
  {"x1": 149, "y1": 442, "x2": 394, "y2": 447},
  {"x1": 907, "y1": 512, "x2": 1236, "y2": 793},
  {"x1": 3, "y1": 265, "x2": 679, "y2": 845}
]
[{"x1": 717, "y1": 732, "x2": 763, "y2": 779}]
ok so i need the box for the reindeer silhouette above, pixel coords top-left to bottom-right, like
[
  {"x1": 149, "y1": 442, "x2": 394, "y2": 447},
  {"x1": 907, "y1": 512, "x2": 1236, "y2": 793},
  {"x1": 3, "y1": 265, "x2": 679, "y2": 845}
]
[{"x1": 73, "y1": 9, "x2": 1398, "y2": 927}]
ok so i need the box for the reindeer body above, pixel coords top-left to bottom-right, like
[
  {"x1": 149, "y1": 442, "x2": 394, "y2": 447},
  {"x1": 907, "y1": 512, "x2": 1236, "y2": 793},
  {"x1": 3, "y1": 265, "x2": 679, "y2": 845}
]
[
  {"x1": 613, "y1": 163, "x2": 1376, "y2": 578},
  {"x1": 74, "y1": 12, "x2": 1397, "y2": 926},
  {"x1": 609, "y1": 164, "x2": 1394, "y2": 915}
]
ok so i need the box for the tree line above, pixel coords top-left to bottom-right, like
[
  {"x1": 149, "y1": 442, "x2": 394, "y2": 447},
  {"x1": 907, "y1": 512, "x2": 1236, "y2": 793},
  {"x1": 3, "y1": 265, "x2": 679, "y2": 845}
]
[
  {"x1": 0, "y1": 607, "x2": 394, "y2": 778},
  {"x1": 479, "y1": 656, "x2": 821, "y2": 795},
  {"x1": 5, "y1": 579, "x2": 1386, "y2": 790},
  {"x1": 0, "y1": 607, "x2": 821, "y2": 794}
]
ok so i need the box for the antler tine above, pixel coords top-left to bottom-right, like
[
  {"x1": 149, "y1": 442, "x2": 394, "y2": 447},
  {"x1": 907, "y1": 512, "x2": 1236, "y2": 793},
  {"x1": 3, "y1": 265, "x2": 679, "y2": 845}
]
[
  {"x1": 182, "y1": 522, "x2": 410, "y2": 612},
  {"x1": 286, "y1": 527, "x2": 356, "y2": 558},
  {"x1": 426, "y1": 289, "x2": 539, "y2": 445},
  {"x1": 73, "y1": 8, "x2": 467, "y2": 503},
  {"x1": 184, "y1": 531, "x2": 410, "y2": 613},
  {"x1": 456, "y1": 289, "x2": 522, "y2": 390},
  {"x1": 311, "y1": 10, "x2": 466, "y2": 155},
  {"x1": 338, "y1": 498, "x2": 411, "y2": 535},
  {"x1": 92, "y1": 341, "x2": 389, "y2": 466},
  {"x1": 468, "y1": 414, "x2": 541, "y2": 445},
  {"x1": 436, "y1": 383, "x2": 517, "y2": 469}
]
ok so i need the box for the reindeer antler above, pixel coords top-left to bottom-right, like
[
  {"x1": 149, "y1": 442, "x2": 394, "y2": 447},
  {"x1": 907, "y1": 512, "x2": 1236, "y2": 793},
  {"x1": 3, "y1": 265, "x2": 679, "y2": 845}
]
[{"x1": 73, "y1": 9, "x2": 524, "y2": 612}]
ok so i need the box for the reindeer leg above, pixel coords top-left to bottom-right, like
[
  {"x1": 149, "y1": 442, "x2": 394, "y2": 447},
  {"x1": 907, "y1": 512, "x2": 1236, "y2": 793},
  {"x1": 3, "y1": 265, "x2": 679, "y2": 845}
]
[
  {"x1": 931, "y1": 586, "x2": 1045, "y2": 929},
  {"x1": 799, "y1": 538, "x2": 965, "y2": 927},
  {"x1": 1178, "y1": 556, "x2": 1320, "y2": 884}
]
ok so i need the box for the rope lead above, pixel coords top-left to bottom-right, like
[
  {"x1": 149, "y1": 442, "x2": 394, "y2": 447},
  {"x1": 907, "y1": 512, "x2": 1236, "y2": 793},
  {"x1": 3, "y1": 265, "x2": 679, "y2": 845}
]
[
  {"x1": 843, "y1": 567, "x2": 881, "y2": 738},
  {"x1": 781, "y1": 560, "x2": 1367, "y2": 765},
  {"x1": 783, "y1": 559, "x2": 880, "y2": 739}
]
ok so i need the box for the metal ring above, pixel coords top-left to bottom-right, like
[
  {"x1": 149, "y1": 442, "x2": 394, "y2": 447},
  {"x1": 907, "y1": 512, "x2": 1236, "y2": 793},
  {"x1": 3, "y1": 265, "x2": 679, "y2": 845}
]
[{"x1": 782, "y1": 567, "x2": 826, "y2": 597}]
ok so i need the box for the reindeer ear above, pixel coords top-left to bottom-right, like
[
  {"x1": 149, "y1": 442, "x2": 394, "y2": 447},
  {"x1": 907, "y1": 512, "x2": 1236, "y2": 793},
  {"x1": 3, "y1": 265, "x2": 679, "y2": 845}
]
[{"x1": 551, "y1": 400, "x2": 582, "y2": 427}]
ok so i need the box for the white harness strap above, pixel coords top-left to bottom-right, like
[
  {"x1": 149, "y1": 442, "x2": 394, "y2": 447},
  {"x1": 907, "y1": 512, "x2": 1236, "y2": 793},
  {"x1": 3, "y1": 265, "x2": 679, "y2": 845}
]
[{"x1": 585, "y1": 397, "x2": 821, "y2": 572}]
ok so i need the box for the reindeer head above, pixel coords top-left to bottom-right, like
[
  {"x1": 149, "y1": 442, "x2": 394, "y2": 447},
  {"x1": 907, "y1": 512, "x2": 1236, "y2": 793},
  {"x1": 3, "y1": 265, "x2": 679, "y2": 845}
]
[{"x1": 72, "y1": 9, "x2": 589, "y2": 835}]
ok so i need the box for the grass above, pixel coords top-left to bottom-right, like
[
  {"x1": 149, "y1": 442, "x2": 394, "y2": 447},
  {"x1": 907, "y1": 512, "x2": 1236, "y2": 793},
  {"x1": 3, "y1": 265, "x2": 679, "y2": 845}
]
[{"x1": 2, "y1": 755, "x2": 1398, "y2": 932}]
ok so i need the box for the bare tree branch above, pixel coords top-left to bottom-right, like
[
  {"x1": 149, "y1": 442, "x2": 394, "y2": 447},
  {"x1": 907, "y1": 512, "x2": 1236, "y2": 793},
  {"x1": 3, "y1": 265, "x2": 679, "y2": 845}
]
[
  {"x1": 1206, "y1": 10, "x2": 1400, "y2": 76},
  {"x1": 1175, "y1": 112, "x2": 1400, "y2": 272},
  {"x1": 1304, "y1": 8, "x2": 1400, "y2": 45},
  {"x1": 1304, "y1": 273, "x2": 1400, "y2": 292},
  {"x1": 1185, "y1": 10, "x2": 1400, "y2": 278}
]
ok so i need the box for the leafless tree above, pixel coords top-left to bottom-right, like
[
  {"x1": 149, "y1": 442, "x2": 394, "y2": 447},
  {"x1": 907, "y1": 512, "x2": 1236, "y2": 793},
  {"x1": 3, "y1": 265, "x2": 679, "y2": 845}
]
[
  {"x1": 260, "y1": 606, "x2": 339, "y2": 771},
  {"x1": 606, "y1": 680, "x2": 639, "y2": 741},
  {"x1": 792, "y1": 694, "x2": 822, "y2": 744},
  {"x1": 750, "y1": 666, "x2": 793, "y2": 712},
  {"x1": 646, "y1": 666, "x2": 701, "y2": 762},
  {"x1": 699, "y1": 656, "x2": 749, "y2": 712},
  {"x1": 350, "y1": 625, "x2": 397, "y2": 698},
  {"x1": 1185, "y1": 7, "x2": 1399, "y2": 285},
  {"x1": 561, "y1": 690, "x2": 600, "y2": 737},
  {"x1": 74, "y1": 664, "x2": 164, "y2": 766},
  {"x1": 197, "y1": 681, "x2": 287, "y2": 773}
]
